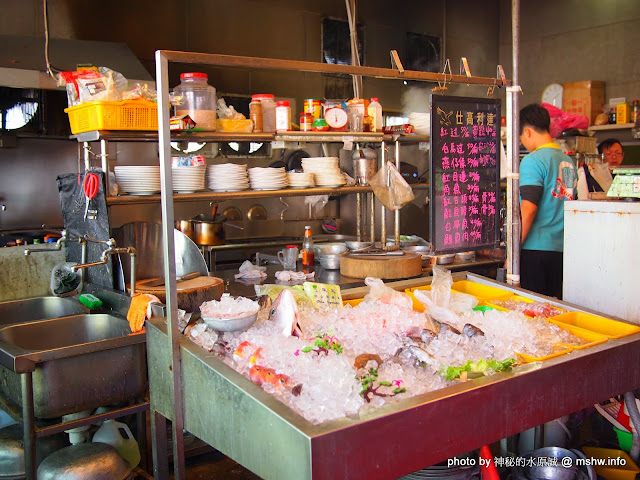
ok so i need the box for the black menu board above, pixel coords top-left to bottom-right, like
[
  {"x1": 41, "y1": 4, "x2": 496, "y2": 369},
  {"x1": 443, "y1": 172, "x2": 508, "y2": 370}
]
[{"x1": 429, "y1": 95, "x2": 501, "y2": 254}]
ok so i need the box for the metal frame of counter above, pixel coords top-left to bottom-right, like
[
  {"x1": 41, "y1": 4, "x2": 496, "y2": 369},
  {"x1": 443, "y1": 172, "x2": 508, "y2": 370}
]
[{"x1": 146, "y1": 272, "x2": 640, "y2": 480}]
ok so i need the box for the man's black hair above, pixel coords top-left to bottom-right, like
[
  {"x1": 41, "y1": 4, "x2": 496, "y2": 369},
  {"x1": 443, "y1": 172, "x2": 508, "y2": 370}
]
[
  {"x1": 597, "y1": 138, "x2": 622, "y2": 154},
  {"x1": 519, "y1": 103, "x2": 550, "y2": 135}
]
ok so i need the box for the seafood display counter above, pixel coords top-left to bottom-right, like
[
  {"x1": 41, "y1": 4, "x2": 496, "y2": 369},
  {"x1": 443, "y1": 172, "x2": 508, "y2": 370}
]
[{"x1": 147, "y1": 273, "x2": 640, "y2": 480}]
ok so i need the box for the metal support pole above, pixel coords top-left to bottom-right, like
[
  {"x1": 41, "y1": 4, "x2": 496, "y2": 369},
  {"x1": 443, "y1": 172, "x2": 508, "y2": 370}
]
[
  {"x1": 380, "y1": 141, "x2": 386, "y2": 248},
  {"x1": 394, "y1": 140, "x2": 401, "y2": 246},
  {"x1": 100, "y1": 139, "x2": 109, "y2": 194},
  {"x1": 151, "y1": 411, "x2": 170, "y2": 479},
  {"x1": 356, "y1": 192, "x2": 362, "y2": 241},
  {"x1": 506, "y1": 0, "x2": 521, "y2": 286},
  {"x1": 369, "y1": 193, "x2": 375, "y2": 244},
  {"x1": 21, "y1": 373, "x2": 36, "y2": 480},
  {"x1": 155, "y1": 50, "x2": 186, "y2": 480},
  {"x1": 83, "y1": 141, "x2": 90, "y2": 172}
]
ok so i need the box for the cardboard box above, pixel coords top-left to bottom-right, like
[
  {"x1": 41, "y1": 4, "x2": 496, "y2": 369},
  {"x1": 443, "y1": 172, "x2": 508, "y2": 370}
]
[
  {"x1": 562, "y1": 80, "x2": 606, "y2": 124},
  {"x1": 616, "y1": 103, "x2": 630, "y2": 124}
]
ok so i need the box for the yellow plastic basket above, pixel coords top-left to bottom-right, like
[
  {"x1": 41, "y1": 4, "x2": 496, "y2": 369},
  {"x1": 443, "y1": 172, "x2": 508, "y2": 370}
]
[
  {"x1": 450, "y1": 280, "x2": 513, "y2": 303},
  {"x1": 551, "y1": 311, "x2": 640, "y2": 339},
  {"x1": 65, "y1": 100, "x2": 158, "y2": 134}
]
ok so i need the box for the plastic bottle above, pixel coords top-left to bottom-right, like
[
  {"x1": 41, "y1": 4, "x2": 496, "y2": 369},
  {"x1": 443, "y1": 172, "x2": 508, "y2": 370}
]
[
  {"x1": 252, "y1": 94, "x2": 276, "y2": 133},
  {"x1": 301, "y1": 226, "x2": 315, "y2": 267},
  {"x1": 633, "y1": 100, "x2": 640, "y2": 123},
  {"x1": 173, "y1": 72, "x2": 217, "y2": 131},
  {"x1": 249, "y1": 99, "x2": 263, "y2": 133},
  {"x1": 92, "y1": 419, "x2": 141, "y2": 468},
  {"x1": 275, "y1": 100, "x2": 291, "y2": 132},
  {"x1": 368, "y1": 97, "x2": 383, "y2": 132}
]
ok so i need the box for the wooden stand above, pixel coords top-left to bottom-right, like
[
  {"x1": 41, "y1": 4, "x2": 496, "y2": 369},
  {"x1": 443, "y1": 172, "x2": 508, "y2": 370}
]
[
  {"x1": 134, "y1": 276, "x2": 224, "y2": 312},
  {"x1": 340, "y1": 252, "x2": 422, "y2": 280}
]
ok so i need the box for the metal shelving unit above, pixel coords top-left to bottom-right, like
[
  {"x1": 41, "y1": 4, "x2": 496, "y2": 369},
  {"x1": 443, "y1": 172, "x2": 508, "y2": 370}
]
[{"x1": 148, "y1": 50, "x2": 508, "y2": 480}]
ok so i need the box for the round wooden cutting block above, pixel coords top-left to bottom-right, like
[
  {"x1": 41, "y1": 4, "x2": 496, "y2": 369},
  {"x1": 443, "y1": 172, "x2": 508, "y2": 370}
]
[
  {"x1": 133, "y1": 276, "x2": 224, "y2": 312},
  {"x1": 340, "y1": 252, "x2": 423, "y2": 280}
]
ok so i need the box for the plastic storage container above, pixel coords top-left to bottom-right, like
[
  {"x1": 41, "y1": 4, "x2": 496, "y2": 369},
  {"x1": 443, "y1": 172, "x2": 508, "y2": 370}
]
[
  {"x1": 92, "y1": 419, "x2": 141, "y2": 468},
  {"x1": 174, "y1": 72, "x2": 217, "y2": 131},
  {"x1": 252, "y1": 94, "x2": 276, "y2": 133},
  {"x1": 550, "y1": 311, "x2": 640, "y2": 339},
  {"x1": 368, "y1": 97, "x2": 383, "y2": 132},
  {"x1": 275, "y1": 100, "x2": 291, "y2": 132},
  {"x1": 582, "y1": 447, "x2": 639, "y2": 480},
  {"x1": 65, "y1": 100, "x2": 158, "y2": 134},
  {"x1": 450, "y1": 280, "x2": 512, "y2": 303}
]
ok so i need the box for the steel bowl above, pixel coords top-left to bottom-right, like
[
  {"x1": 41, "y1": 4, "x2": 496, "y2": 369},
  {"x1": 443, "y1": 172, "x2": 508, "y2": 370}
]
[
  {"x1": 345, "y1": 241, "x2": 372, "y2": 251},
  {"x1": 37, "y1": 443, "x2": 133, "y2": 480},
  {"x1": 434, "y1": 254, "x2": 455, "y2": 265},
  {"x1": 455, "y1": 251, "x2": 475, "y2": 262},
  {"x1": 318, "y1": 254, "x2": 342, "y2": 270},
  {"x1": 402, "y1": 245, "x2": 432, "y2": 254},
  {"x1": 524, "y1": 447, "x2": 579, "y2": 480},
  {"x1": 201, "y1": 310, "x2": 259, "y2": 332},
  {"x1": 314, "y1": 242, "x2": 348, "y2": 256}
]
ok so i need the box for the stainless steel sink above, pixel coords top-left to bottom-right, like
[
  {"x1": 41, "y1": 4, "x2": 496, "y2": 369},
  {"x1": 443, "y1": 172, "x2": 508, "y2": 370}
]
[
  {"x1": 0, "y1": 296, "x2": 86, "y2": 327},
  {"x1": 0, "y1": 313, "x2": 146, "y2": 419}
]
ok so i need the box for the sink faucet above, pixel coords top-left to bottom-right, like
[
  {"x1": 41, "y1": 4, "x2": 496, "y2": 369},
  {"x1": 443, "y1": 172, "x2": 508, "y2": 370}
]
[
  {"x1": 72, "y1": 236, "x2": 137, "y2": 295},
  {"x1": 24, "y1": 228, "x2": 69, "y2": 255}
]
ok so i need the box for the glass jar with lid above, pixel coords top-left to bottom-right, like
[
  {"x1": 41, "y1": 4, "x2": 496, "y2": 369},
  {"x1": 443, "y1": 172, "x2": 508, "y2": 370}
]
[{"x1": 173, "y1": 72, "x2": 217, "y2": 131}]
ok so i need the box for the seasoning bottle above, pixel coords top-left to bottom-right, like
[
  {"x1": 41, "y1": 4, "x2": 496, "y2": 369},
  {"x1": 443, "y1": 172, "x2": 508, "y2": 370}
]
[
  {"x1": 252, "y1": 94, "x2": 276, "y2": 133},
  {"x1": 301, "y1": 226, "x2": 315, "y2": 267},
  {"x1": 173, "y1": 72, "x2": 217, "y2": 131},
  {"x1": 275, "y1": 100, "x2": 291, "y2": 132},
  {"x1": 633, "y1": 100, "x2": 640, "y2": 123},
  {"x1": 249, "y1": 99, "x2": 263, "y2": 133},
  {"x1": 300, "y1": 112, "x2": 313, "y2": 131}
]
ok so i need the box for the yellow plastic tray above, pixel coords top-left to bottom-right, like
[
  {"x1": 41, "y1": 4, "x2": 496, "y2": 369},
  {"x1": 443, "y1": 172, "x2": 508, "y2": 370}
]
[
  {"x1": 485, "y1": 295, "x2": 567, "y2": 318},
  {"x1": 515, "y1": 321, "x2": 608, "y2": 363},
  {"x1": 343, "y1": 298, "x2": 363, "y2": 307},
  {"x1": 404, "y1": 285, "x2": 432, "y2": 312},
  {"x1": 581, "y1": 447, "x2": 640, "y2": 480},
  {"x1": 65, "y1": 100, "x2": 158, "y2": 134},
  {"x1": 551, "y1": 311, "x2": 640, "y2": 339},
  {"x1": 450, "y1": 280, "x2": 513, "y2": 303}
]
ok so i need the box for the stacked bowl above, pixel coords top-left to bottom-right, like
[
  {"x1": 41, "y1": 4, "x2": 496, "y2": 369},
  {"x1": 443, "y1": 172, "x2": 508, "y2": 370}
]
[
  {"x1": 172, "y1": 165, "x2": 206, "y2": 193},
  {"x1": 286, "y1": 171, "x2": 315, "y2": 188},
  {"x1": 206, "y1": 164, "x2": 249, "y2": 192},
  {"x1": 248, "y1": 167, "x2": 287, "y2": 190},
  {"x1": 302, "y1": 157, "x2": 346, "y2": 187},
  {"x1": 114, "y1": 165, "x2": 161, "y2": 195}
]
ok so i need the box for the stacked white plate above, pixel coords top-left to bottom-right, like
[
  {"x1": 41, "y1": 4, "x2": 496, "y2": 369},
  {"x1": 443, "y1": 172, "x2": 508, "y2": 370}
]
[
  {"x1": 302, "y1": 157, "x2": 346, "y2": 187},
  {"x1": 248, "y1": 167, "x2": 287, "y2": 190},
  {"x1": 114, "y1": 165, "x2": 161, "y2": 195},
  {"x1": 286, "y1": 172, "x2": 315, "y2": 188},
  {"x1": 206, "y1": 164, "x2": 249, "y2": 192},
  {"x1": 172, "y1": 165, "x2": 206, "y2": 193}
]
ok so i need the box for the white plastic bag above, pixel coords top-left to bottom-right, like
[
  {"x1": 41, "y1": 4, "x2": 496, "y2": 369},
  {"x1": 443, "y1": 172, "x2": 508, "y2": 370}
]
[
  {"x1": 369, "y1": 161, "x2": 415, "y2": 210},
  {"x1": 362, "y1": 277, "x2": 413, "y2": 310}
]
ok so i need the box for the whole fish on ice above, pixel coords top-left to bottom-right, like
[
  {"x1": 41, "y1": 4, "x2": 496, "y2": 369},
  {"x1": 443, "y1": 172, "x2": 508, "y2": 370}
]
[
  {"x1": 268, "y1": 289, "x2": 303, "y2": 337},
  {"x1": 249, "y1": 364, "x2": 303, "y2": 396}
]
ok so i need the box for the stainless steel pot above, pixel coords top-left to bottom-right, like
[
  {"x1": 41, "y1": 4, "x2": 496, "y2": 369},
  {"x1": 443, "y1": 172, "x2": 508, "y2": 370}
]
[
  {"x1": 192, "y1": 218, "x2": 225, "y2": 246},
  {"x1": 175, "y1": 220, "x2": 195, "y2": 241},
  {"x1": 37, "y1": 443, "x2": 132, "y2": 480}
]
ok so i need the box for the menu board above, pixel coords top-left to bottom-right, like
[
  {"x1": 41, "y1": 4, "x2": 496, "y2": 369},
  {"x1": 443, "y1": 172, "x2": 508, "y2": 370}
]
[{"x1": 429, "y1": 95, "x2": 501, "y2": 254}]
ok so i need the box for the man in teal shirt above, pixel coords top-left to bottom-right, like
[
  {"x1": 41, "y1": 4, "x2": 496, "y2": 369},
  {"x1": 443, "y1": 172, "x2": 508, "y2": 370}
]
[{"x1": 519, "y1": 104, "x2": 577, "y2": 298}]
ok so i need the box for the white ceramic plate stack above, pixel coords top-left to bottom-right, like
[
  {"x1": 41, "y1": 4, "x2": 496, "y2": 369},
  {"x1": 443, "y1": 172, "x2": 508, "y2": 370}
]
[
  {"x1": 206, "y1": 164, "x2": 249, "y2": 192},
  {"x1": 248, "y1": 167, "x2": 287, "y2": 190},
  {"x1": 172, "y1": 165, "x2": 206, "y2": 193},
  {"x1": 114, "y1": 165, "x2": 161, "y2": 195},
  {"x1": 286, "y1": 172, "x2": 315, "y2": 188},
  {"x1": 302, "y1": 157, "x2": 346, "y2": 187}
]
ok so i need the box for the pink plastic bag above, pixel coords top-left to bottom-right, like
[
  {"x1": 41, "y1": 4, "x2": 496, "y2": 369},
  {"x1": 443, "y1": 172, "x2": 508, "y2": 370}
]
[{"x1": 541, "y1": 102, "x2": 589, "y2": 138}]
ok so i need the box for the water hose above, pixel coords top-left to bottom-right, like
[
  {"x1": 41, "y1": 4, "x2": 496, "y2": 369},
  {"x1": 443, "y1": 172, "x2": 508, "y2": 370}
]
[{"x1": 623, "y1": 391, "x2": 640, "y2": 462}]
